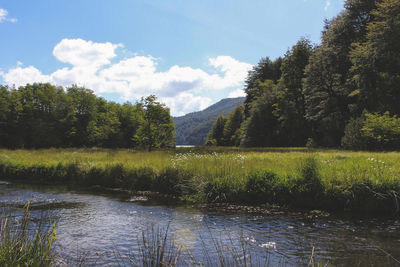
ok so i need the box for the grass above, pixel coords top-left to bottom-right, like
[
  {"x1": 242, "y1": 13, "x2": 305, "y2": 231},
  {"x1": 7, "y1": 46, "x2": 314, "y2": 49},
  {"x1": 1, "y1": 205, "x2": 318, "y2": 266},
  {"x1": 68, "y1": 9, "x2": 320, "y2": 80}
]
[
  {"x1": 0, "y1": 147, "x2": 399, "y2": 214},
  {"x1": 128, "y1": 225, "x2": 281, "y2": 267},
  {"x1": 0, "y1": 203, "x2": 57, "y2": 266}
]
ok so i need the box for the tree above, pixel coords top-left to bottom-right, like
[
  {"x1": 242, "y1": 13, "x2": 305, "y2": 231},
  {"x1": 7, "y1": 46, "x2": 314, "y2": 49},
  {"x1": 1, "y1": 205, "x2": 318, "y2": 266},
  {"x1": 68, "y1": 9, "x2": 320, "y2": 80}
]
[
  {"x1": 222, "y1": 105, "x2": 245, "y2": 146},
  {"x1": 241, "y1": 80, "x2": 280, "y2": 147},
  {"x1": 274, "y1": 38, "x2": 313, "y2": 146},
  {"x1": 350, "y1": 0, "x2": 400, "y2": 114},
  {"x1": 244, "y1": 57, "x2": 282, "y2": 117},
  {"x1": 206, "y1": 115, "x2": 227, "y2": 146},
  {"x1": 303, "y1": 1, "x2": 378, "y2": 147},
  {"x1": 67, "y1": 85, "x2": 97, "y2": 146},
  {"x1": 87, "y1": 99, "x2": 121, "y2": 147},
  {"x1": 133, "y1": 95, "x2": 175, "y2": 151}
]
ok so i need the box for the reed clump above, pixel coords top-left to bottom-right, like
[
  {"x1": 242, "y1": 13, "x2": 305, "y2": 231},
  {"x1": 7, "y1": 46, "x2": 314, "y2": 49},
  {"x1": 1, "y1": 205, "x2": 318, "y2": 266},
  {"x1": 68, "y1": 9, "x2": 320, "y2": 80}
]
[
  {"x1": 0, "y1": 203, "x2": 57, "y2": 266},
  {"x1": 0, "y1": 148, "x2": 399, "y2": 214}
]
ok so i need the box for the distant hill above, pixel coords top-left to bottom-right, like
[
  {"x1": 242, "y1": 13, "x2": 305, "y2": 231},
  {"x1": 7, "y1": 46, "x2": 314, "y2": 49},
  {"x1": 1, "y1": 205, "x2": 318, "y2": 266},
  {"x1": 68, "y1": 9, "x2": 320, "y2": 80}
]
[{"x1": 174, "y1": 97, "x2": 245, "y2": 145}]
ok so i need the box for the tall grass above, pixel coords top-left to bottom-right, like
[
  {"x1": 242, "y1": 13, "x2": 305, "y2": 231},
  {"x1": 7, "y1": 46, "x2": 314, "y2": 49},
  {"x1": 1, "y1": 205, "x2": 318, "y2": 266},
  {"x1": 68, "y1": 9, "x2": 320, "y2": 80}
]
[
  {"x1": 0, "y1": 203, "x2": 57, "y2": 266},
  {"x1": 0, "y1": 148, "x2": 399, "y2": 214},
  {"x1": 129, "y1": 225, "x2": 285, "y2": 267}
]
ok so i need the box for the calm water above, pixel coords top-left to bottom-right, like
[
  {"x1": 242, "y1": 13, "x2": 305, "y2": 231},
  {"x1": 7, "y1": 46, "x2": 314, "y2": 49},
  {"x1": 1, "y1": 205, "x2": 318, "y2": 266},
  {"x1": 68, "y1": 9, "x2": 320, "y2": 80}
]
[{"x1": 0, "y1": 181, "x2": 399, "y2": 266}]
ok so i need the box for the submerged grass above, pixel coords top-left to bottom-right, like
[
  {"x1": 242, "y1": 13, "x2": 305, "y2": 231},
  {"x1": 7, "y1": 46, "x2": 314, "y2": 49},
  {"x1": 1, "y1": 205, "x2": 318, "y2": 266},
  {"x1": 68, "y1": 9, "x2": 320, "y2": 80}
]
[{"x1": 0, "y1": 147, "x2": 400, "y2": 214}]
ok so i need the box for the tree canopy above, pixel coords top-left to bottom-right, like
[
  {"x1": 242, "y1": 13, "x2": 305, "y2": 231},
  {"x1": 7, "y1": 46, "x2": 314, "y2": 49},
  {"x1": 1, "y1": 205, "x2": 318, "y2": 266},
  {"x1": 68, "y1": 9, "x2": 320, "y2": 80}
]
[
  {"x1": 0, "y1": 83, "x2": 175, "y2": 150},
  {"x1": 206, "y1": 0, "x2": 400, "y2": 150}
]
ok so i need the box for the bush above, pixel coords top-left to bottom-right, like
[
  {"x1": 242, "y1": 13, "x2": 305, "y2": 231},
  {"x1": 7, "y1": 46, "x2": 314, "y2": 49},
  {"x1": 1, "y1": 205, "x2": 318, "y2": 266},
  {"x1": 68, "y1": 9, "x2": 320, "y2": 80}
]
[
  {"x1": 292, "y1": 157, "x2": 324, "y2": 207},
  {"x1": 204, "y1": 176, "x2": 243, "y2": 203},
  {"x1": 245, "y1": 170, "x2": 279, "y2": 204},
  {"x1": 153, "y1": 167, "x2": 194, "y2": 195},
  {"x1": 361, "y1": 112, "x2": 400, "y2": 150},
  {"x1": 127, "y1": 167, "x2": 156, "y2": 191},
  {"x1": 341, "y1": 116, "x2": 367, "y2": 150}
]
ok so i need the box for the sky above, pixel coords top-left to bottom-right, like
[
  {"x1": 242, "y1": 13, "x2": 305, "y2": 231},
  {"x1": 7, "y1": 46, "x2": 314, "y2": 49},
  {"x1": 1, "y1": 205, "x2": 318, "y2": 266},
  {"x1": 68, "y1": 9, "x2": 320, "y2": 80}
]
[{"x1": 0, "y1": 0, "x2": 345, "y2": 116}]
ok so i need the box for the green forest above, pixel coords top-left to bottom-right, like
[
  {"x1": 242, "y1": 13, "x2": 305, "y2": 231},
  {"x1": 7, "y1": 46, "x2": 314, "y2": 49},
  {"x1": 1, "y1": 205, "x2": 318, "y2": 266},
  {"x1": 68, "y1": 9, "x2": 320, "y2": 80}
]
[
  {"x1": 0, "y1": 84, "x2": 174, "y2": 150},
  {"x1": 207, "y1": 0, "x2": 400, "y2": 150}
]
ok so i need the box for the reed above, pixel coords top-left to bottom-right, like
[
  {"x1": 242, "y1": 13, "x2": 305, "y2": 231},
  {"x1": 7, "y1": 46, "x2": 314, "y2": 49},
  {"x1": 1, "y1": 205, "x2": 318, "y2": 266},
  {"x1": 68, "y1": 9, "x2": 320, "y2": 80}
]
[{"x1": 0, "y1": 203, "x2": 57, "y2": 266}]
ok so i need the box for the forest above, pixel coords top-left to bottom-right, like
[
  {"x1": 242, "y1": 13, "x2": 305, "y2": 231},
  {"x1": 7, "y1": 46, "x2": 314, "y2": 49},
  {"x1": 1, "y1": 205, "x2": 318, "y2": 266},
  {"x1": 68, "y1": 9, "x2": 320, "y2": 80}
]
[
  {"x1": 207, "y1": 0, "x2": 400, "y2": 150},
  {"x1": 0, "y1": 84, "x2": 175, "y2": 150}
]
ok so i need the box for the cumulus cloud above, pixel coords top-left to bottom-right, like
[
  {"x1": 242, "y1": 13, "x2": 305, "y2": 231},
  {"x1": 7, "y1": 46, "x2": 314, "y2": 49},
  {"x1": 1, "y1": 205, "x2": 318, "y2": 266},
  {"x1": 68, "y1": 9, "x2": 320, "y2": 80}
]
[
  {"x1": 0, "y1": 8, "x2": 17, "y2": 23},
  {"x1": 1, "y1": 38, "x2": 252, "y2": 115},
  {"x1": 53, "y1": 38, "x2": 122, "y2": 68},
  {"x1": 3, "y1": 65, "x2": 51, "y2": 86}
]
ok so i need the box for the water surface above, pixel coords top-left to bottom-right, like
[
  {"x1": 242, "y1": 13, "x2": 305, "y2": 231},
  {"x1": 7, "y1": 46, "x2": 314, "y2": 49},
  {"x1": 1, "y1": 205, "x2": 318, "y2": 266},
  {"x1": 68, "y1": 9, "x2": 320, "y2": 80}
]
[{"x1": 0, "y1": 182, "x2": 399, "y2": 266}]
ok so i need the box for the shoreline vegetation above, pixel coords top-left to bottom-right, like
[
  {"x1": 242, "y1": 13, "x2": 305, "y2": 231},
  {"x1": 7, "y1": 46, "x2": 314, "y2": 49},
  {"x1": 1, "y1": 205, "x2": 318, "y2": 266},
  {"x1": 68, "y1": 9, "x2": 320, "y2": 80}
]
[
  {"x1": 0, "y1": 204, "x2": 57, "y2": 266},
  {"x1": 0, "y1": 147, "x2": 399, "y2": 216}
]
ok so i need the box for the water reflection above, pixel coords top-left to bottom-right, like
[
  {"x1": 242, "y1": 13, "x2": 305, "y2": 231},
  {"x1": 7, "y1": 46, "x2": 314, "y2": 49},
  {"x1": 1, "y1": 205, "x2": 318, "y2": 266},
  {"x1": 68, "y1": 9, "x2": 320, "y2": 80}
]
[{"x1": 0, "y1": 181, "x2": 399, "y2": 266}]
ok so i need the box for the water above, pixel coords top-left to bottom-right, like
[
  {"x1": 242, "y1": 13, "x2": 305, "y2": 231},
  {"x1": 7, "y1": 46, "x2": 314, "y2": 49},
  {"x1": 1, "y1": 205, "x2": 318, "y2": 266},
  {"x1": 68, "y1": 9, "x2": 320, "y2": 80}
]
[{"x1": 1, "y1": 182, "x2": 399, "y2": 266}]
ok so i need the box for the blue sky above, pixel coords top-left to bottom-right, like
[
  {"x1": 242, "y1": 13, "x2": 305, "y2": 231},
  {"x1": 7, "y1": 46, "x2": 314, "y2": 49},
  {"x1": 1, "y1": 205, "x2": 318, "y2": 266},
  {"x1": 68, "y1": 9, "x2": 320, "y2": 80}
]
[{"x1": 0, "y1": 0, "x2": 345, "y2": 116}]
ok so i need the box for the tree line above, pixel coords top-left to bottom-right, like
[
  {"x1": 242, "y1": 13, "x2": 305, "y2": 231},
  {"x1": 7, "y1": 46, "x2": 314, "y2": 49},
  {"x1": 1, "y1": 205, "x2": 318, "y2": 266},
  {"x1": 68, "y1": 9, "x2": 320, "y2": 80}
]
[
  {"x1": 0, "y1": 84, "x2": 175, "y2": 150},
  {"x1": 207, "y1": 0, "x2": 400, "y2": 150}
]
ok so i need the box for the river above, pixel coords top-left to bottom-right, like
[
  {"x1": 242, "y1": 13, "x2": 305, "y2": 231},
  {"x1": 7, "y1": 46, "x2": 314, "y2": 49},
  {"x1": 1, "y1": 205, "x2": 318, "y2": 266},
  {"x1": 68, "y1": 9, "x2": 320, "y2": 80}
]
[{"x1": 0, "y1": 181, "x2": 399, "y2": 266}]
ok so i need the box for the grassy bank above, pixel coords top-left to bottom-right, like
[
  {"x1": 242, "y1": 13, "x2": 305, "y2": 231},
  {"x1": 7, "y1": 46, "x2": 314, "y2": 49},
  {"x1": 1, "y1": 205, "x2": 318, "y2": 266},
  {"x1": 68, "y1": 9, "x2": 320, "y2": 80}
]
[{"x1": 0, "y1": 148, "x2": 399, "y2": 215}]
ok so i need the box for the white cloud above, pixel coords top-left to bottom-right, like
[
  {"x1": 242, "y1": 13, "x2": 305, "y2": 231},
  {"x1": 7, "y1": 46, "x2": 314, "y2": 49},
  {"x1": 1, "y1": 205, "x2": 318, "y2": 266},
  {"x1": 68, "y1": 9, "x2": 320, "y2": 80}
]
[
  {"x1": 325, "y1": 0, "x2": 331, "y2": 11},
  {"x1": 161, "y1": 93, "x2": 212, "y2": 116},
  {"x1": 1, "y1": 38, "x2": 252, "y2": 116},
  {"x1": 0, "y1": 8, "x2": 17, "y2": 23},
  {"x1": 228, "y1": 88, "x2": 246, "y2": 98},
  {"x1": 3, "y1": 65, "x2": 51, "y2": 86},
  {"x1": 53, "y1": 38, "x2": 122, "y2": 68},
  {"x1": 208, "y1": 56, "x2": 252, "y2": 89}
]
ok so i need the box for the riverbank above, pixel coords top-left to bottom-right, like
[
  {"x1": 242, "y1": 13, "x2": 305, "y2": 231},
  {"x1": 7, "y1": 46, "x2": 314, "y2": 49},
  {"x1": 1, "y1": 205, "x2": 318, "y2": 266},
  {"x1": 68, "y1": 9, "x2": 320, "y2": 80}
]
[{"x1": 0, "y1": 148, "x2": 399, "y2": 215}]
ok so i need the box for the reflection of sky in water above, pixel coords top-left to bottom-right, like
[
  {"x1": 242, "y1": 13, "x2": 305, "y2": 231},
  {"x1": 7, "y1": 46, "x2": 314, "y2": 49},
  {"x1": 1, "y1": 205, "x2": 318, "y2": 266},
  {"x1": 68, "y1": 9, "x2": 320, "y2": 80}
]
[{"x1": 1, "y1": 182, "x2": 400, "y2": 266}]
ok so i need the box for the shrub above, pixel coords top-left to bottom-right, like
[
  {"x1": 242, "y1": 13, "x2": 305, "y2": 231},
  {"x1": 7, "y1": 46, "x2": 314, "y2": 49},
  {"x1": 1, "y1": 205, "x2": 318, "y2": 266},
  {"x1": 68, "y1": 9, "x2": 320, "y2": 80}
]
[
  {"x1": 292, "y1": 157, "x2": 324, "y2": 208},
  {"x1": 125, "y1": 167, "x2": 156, "y2": 191},
  {"x1": 362, "y1": 112, "x2": 400, "y2": 150},
  {"x1": 204, "y1": 176, "x2": 243, "y2": 203},
  {"x1": 341, "y1": 116, "x2": 367, "y2": 150},
  {"x1": 245, "y1": 170, "x2": 279, "y2": 204},
  {"x1": 153, "y1": 167, "x2": 187, "y2": 195}
]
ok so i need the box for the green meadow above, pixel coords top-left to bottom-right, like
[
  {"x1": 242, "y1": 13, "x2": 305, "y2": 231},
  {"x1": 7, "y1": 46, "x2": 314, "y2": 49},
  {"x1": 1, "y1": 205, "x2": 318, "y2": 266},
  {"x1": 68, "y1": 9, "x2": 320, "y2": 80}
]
[{"x1": 0, "y1": 147, "x2": 399, "y2": 215}]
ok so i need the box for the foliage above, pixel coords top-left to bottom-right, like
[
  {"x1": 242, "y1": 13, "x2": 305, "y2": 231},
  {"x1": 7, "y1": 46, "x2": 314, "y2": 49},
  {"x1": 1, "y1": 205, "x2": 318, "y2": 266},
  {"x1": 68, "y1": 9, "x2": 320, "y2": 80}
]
[
  {"x1": 222, "y1": 105, "x2": 245, "y2": 146},
  {"x1": 240, "y1": 80, "x2": 280, "y2": 147},
  {"x1": 341, "y1": 116, "x2": 368, "y2": 149},
  {"x1": 244, "y1": 57, "x2": 282, "y2": 117},
  {"x1": 205, "y1": 0, "x2": 400, "y2": 151},
  {"x1": 206, "y1": 115, "x2": 228, "y2": 146},
  {"x1": 362, "y1": 112, "x2": 400, "y2": 149},
  {"x1": 273, "y1": 38, "x2": 313, "y2": 146},
  {"x1": 350, "y1": 0, "x2": 400, "y2": 114},
  {"x1": 133, "y1": 95, "x2": 175, "y2": 151},
  {"x1": 0, "y1": 84, "x2": 174, "y2": 150}
]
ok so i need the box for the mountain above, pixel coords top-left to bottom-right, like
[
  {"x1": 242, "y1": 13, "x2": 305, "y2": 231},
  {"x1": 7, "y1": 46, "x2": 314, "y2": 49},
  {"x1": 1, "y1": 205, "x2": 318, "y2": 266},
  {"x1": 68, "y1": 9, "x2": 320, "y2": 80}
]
[{"x1": 174, "y1": 97, "x2": 245, "y2": 145}]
